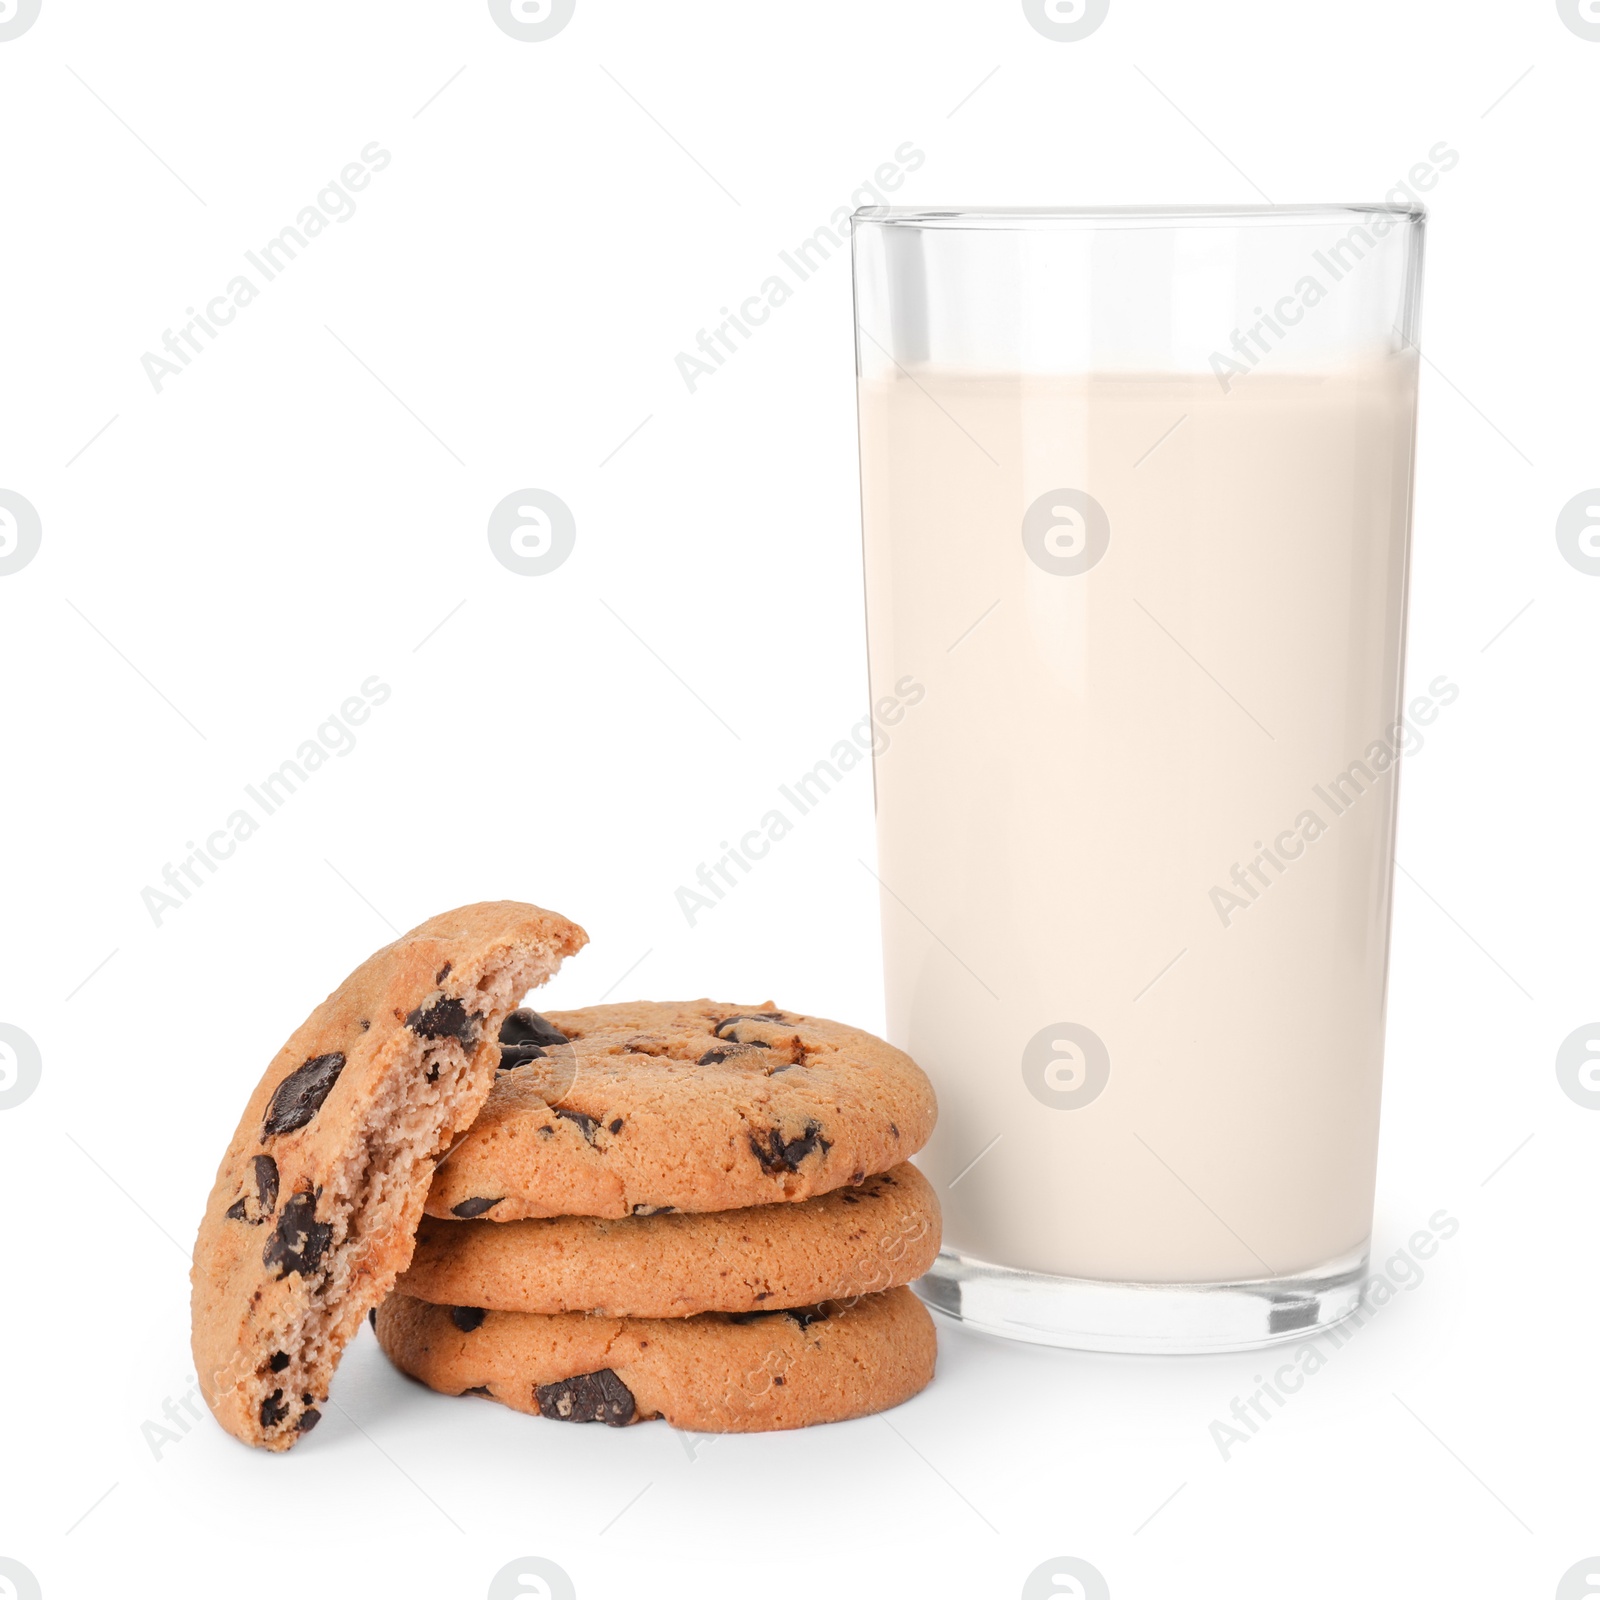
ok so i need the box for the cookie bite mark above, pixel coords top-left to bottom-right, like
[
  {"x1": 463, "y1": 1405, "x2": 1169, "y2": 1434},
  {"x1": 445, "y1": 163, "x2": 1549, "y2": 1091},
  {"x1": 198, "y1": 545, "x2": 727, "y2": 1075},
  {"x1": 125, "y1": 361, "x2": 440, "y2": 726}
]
[
  {"x1": 263, "y1": 1054, "x2": 346, "y2": 1138},
  {"x1": 190, "y1": 902, "x2": 589, "y2": 1452},
  {"x1": 535, "y1": 1369, "x2": 636, "y2": 1425}
]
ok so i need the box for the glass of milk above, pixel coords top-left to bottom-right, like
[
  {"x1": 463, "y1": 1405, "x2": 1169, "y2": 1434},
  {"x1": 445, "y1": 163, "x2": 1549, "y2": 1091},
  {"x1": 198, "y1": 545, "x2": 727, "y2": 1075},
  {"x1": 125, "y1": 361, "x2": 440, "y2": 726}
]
[{"x1": 852, "y1": 205, "x2": 1425, "y2": 1352}]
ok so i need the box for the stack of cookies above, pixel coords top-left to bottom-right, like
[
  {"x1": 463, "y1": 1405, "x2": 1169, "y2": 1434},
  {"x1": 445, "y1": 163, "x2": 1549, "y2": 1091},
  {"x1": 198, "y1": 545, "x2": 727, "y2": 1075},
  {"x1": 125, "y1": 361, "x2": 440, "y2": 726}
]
[
  {"x1": 376, "y1": 1000, "x2": 941, "y2": 1432},
  {"x1": 189, "y1": 905, "x2": 940, "y2": 1452}
]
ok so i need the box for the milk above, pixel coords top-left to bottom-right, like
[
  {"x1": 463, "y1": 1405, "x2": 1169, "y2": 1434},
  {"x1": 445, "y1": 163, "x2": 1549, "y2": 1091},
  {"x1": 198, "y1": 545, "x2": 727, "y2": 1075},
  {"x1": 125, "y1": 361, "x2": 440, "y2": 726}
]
[{"x1": 859, "y1": 362, "x2": 1417, "y2": 1282}]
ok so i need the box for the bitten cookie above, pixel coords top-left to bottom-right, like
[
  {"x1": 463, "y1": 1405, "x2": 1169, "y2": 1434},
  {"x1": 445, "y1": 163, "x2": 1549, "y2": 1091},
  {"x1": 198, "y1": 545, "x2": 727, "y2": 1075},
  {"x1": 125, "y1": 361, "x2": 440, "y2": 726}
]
[
  {"x1": 190, "y1": 901, "x2": 587, "y2": 1451},
  {"x1": 398, "y1": 1162, "x2": 940, "y2": 1317},
  {"x1": 374, "y1": 1286, "x2": 936, "y2": 1432},
  {"x1": 424, "y1": 1000, "x2": 936, "y2": 1221}
]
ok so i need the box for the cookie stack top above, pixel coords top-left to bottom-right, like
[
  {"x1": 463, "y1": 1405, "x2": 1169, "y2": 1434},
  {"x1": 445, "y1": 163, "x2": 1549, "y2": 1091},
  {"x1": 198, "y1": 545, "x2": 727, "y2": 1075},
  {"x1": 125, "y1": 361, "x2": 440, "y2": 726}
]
[{"x1": 423, "y1": 999, "x2": 938, "y2": 1221}]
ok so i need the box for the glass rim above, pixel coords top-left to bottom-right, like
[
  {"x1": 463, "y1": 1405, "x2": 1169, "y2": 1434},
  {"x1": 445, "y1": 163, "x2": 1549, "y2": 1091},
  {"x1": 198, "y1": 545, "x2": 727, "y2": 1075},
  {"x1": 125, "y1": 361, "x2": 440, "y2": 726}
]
[{"x1": 852, "y1": 203, "x2": 1426, "y2": 230}]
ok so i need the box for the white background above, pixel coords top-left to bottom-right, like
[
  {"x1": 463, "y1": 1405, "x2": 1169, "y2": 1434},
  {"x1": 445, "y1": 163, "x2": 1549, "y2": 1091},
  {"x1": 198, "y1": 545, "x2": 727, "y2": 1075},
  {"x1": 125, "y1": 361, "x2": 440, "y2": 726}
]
[{"x1": 1, "y1": 2, "x2": 1597, "y2": 1597}]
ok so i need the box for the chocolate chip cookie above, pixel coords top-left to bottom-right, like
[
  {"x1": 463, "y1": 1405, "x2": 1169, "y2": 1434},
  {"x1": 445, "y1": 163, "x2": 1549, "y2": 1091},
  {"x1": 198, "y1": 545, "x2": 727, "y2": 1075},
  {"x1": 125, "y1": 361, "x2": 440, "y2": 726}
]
[
  {"x1": 423, "y1": 1000, "x2": 936, "y2": 1221},
  {"x1": 398, "y1": 1162, "x2": 939, "y2": 1317},
  {"x1": 190, "y1": 901, "x2": 587, "y2": 1451},
  {"x1": 375, "y1": 1285, "x2": 936, "y2": 1431}
]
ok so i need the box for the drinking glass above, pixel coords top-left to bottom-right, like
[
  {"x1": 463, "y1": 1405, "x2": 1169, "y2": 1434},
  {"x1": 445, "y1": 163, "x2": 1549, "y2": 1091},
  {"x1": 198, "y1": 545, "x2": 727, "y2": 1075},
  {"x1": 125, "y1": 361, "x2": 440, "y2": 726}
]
[{"x1": 852, "y1": 205, "x2": 1425, "y2": 1352}]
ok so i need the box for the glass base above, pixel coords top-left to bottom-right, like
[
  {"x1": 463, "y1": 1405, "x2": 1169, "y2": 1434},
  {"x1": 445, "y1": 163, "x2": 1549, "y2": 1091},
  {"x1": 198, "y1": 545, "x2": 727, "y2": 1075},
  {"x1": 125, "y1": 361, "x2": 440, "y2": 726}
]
[{"x1": 917, "y1": 1243, "x2": 1370, "y2": 1355}]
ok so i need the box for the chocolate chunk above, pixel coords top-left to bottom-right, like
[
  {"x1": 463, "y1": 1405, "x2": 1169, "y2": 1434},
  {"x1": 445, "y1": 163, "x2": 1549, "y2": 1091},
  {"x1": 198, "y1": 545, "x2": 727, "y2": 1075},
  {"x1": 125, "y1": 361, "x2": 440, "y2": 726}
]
[
  {"x1": 749, "y1": 1120, "x2": 831, "y2": 1175},
  {"x1": 728, "y1": 1305, "x2": 828, "y2": 1328},
  {"x1": 222, "y1": 1158, "x2": 281, "y2": 1228},
  {"x1": 450, "y1": 1306, "x2": 487, "y2": 1332},
  {"x1": 500, "y1": 1009, "x2": 568, "y2": 1048},
  {"x1": 404, "y1": 996, "x2": 477, "y2": 1050},
  {"x1": 359, "y1": 1019, "x2": 371, "y2": 1031},
  {"x1": 701, "y1": 1040, "x2": 771, "y2": 1063},
  {"x1": 269, "y1": 1351, "x2": 290, "y2": 1373},
  {"x1": 262, "y1": 1191, "x2": 333, "y2": 1279},
  {"x1": 534, "y1": 1369, "x2": 635, "y2": 1426},
  {"x1": 252, "y1": 1155, "x2": 280, "y2": 1214},
  {"x1": 714, "y1": 1012, "x2": 788, "y2": 1039},
  {"x1": 262, "y1": 1054, "x2": 346, "y2": 1137},
  {"x1": 537, "y1": 1124, "x2": 554, "y2": 1137},
  {"x1": 498, "y1": 1041, "x2": 547, "y2": 1071},
  {"x1": 435, "y1": 962, "x2": 452, "y2": 983},
  {"x1": 297, "y1": 1407, "x2": 321, "y2": 1433},
  {"x1": 890, "y1": 1122, "x2": 900, "y2": 1139},
  {"x1": 451, "y1": 1197, "x2": 501, "y2": 1218},
  {"x1": 841, "y1": 1193, "x2": 859, "y2": 1204},
  {"x1": 260, "y1": 1389, "x2": 288, "y2": 1428},
  {"x1": 554, "y1": 1107, "x2": 599, "y2": 1144},
  {"x1": 227, "y1": 1157, "x2": 278, "y2": 1224},
  {"x1": 773, "y1": 1375, "x2": 785, "y2": 1386},
  {"x1": 608, "y1": 1118, "x2": 624, "y2": 1135}
]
